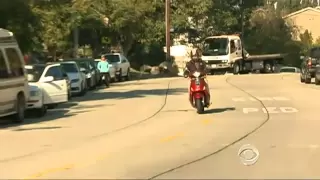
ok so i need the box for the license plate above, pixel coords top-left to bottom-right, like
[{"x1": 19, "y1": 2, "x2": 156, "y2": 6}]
[
  {"x1": 71, "y1": 84, "x2": 78, "y2": 88},
  {"x1": 211, "y1": 64, "x2": 216, "y2": 68}
]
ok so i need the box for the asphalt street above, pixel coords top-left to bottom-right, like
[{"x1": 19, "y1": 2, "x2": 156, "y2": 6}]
[{"x1": 0, "y1": 73, "x2": 319, "y2": 179}]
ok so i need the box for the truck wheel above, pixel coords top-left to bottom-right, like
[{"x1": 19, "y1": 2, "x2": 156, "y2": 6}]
[
  {"x1": 233, "y1": 62, "x2": 240, "y2": 75},
  {"x1": 264, "y1": 63, "x2": 272, "y2": 73}
]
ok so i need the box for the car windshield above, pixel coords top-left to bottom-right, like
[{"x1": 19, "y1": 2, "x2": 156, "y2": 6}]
[
  {"x1": 78, "y1": 62, "x2": 89, "y2": 69},
  {"x1": 94, "y1": 61, "x2": 99, "y2": 67},
  {"x1": 310, "y1": 47, "x2": 320, "y2": 58},
  {"x1": 203, "y1": 38, "x2": 229, "y2": 56},
  {"x1": 26, "y1": 66, "x2": 45, "y2": 82},
  {"x1": 280, "y1": 68, "x2": 296, "y2": 73},
  {"x1": 104, "y1": 55, "x2": 120, "y2": 63},
  {"x1": 61, "y1": 63, "x2": 78, "y2": 73}
]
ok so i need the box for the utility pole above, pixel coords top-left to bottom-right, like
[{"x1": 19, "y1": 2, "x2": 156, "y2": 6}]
[
  {"x1": 240, "y1": 0, "x2": 244, "y2": 40},
  {"x1": 165, "y1": 0, "x2": 171, "y2": 61}
]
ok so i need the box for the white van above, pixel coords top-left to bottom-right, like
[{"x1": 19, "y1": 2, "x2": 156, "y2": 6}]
[{"x1": 0, "y1": 28, "x2": 29, "y2": 122}]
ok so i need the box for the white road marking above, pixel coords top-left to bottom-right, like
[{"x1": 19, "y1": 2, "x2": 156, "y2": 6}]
[
  {"x1": 232, "y1": 97, "x2": 246, "y2": 102},
  {"x1": 288, "y1": 144, "x2": 320, "y2": 149},
  {"x1": 262, "y1": 107, "x2": 279, "y2": 114},
  {"x1": 232, "y1": 96, "x2": 290, "y2": 102},
  {"x1": 279, "y1": 107, "x2": 298, "y2": 113},
  {"x1": 243, "y1": 108, "x2": 259, "y2": 114},
  {"x1": 256, "y1": 97, "x2": 273, "y2": 101},
  {"x1": 242, "y1": 107, "x2": 298, "y2": 114},
  {"x1": 273, "y1": 96, "x2": 290, "y2": 101}
]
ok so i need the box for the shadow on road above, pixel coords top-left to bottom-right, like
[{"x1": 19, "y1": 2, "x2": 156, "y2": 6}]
[
  {"x1": 0, "y1": 102, "x2": 109, "y2": 129},
  {"x1": 204, "y1": 107, "x2": 236, "y2": 114},
  {"x1": 78, "y1": 87, "x2": 187, "y2": 102}
]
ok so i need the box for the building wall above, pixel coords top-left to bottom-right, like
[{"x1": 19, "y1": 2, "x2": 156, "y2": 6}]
[{"x1": 286, "y1": 9, "x2": 320, "y2": 42}]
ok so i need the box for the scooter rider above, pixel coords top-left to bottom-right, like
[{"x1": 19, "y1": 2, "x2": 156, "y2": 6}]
[{"x1": 186, "y1": 47, "x2": 211, "y2": 106}]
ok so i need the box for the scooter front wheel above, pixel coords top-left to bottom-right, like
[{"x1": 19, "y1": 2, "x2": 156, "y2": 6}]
[{"x1": 195, "y1": 98, "x2": 204, "y2": 114}]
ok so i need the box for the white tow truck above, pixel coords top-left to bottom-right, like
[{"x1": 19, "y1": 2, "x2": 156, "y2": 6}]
[{"x1": 201, "y1": 34, "x2": 284, "y2": 74}]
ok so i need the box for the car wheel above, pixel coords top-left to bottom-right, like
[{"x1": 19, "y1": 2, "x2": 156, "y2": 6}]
[
  {"x1": 110, "y1": 76, "x2": 115, "y2": 83},
  {"x1": 305, "y1": 74, "x2": 311, "y2": 84},
  {"x1": 125, "y1": 68, "x2": 131, "y2": 81},
  {"x1": 300, "y1": 74, "x2": 305, "y2": 82},
  {"x1": 12, "y1": 93, "x2": 26, "y2": 123},
  {"x1": 47, "y1": 104, "x2": 58, "y2": 109},
  {"x1": 117, "y1": 69, "x2": 122, "y2": 82},
  {"x1": 35, "y1": 105, "x2": 47, "y2": 117},
  {"x1": 316, "y1": 77, "x2": 320, "y2": 85},
  {"x1": 68, "y1": 90, "x2": 72, "y2": 100},
  {"x1": 79, "y1": 82, "x2": 86, "y2": 96},
  {"x1": 87, "y1": 78, "x2": 92, "y2": 89}
]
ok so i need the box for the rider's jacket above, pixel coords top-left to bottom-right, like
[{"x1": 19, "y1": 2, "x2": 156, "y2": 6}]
[{"x1": 186, "y1": 58, "x2": 207, "y2": 76}]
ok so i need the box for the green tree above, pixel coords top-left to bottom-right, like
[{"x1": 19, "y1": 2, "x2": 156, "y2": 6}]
[
  {"x1": 299, "y1": 29, "x2": 313, "y2": 54},
  {"x1": 0, "y1": 0, "x2": 42, "y2": 53}
]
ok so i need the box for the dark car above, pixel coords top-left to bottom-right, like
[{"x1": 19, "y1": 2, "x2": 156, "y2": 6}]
[
  {"x1": 300, "y1": 47, "x2": 320, "y2": 83},
  {"x1": 63, "y1": 58, "x2": 100, "y2": 89}
]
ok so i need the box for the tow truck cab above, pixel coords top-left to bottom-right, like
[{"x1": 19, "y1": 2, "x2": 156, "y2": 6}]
[
  {"x1": 201, "y1": 35, "x2": 245, "y2": 73},
  {"x1": 201, "y1": 34, "x2": 283, "y2": 74}
]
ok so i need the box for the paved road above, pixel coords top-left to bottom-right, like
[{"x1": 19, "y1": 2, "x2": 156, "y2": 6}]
[{"x1": 0, "y1": 73, "x2": 319, "y2": 179}]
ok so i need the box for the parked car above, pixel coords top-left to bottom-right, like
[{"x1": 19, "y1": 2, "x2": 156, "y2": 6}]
[
  {"x1": 25, "y1": 63, "x2": 69, "y2": 111},
  {"x1": 60, "y1": 61, "x2": 87, "y2": 96},
  {"x1": 0, "y1": 28, "x2": 29, "y2": 122},
  {"x1": 101, "y1": 53, "x2": 131, "y2": 82},
  {"x1": 280, "y1": 66, "x2": 300, "y2": 73},
  {"x1": 65, "y1": 58, "x2": 99, "y2": 89},
  {"x1": 314, "y1": 66, "x2": 320, "y2": 85},
  {"x1": 300, "y1": 47, "x2": 320, "y2": 83}
]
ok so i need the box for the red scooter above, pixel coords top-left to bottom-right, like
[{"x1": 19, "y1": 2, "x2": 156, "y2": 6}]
[{"x1": 187, "y1": 71, "x2": 210, "y2": 114}]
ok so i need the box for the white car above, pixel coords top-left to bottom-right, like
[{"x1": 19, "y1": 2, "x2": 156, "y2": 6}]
[
  {"x1": 102, "y1": 53, "x2": 131, "y2": 81},
  {"x1": 25, "y1": 64, "x2": 69, "y2": 116},
  {"x1": 279, "y1": 66, "x2": 301, "y2": 73},
  {"x1": 60, "y1": 61, "x2": 87, "y2": 96},
  {"x1": 0, "y1": 28, "x2": 29, "y2": 122},
  {"x1": 27, "y1": 84, "x2": 46, "y2": 117}
]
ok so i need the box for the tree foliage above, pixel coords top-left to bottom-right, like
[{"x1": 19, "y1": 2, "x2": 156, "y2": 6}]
[{"x1": 0, "y1": 0, "x2": 313, "y2": 67}]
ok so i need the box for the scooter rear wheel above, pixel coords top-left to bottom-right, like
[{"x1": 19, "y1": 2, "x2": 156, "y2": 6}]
[{"x1": 195, "y1": 98, "x2": 204, "y2": 114}]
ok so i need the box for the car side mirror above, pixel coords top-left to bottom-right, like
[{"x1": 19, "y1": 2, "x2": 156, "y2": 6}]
[{"x1": 42, "y1": 76, "x2": 54, "y2": 83}]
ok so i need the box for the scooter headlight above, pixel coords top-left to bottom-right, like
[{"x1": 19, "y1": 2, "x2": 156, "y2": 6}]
[{"x1": 193, "y1": 71, "x2": 200, "y2": 77}]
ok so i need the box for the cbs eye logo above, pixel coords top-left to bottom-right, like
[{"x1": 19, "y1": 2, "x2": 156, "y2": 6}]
[{"x1": 238, "y1": 144, "x2": 259, "y2": 166}]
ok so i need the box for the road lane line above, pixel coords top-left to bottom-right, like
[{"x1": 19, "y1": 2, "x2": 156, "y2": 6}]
[
  {"x1": 24, "y1": 164, "x2": 75, "y2": 179},
  {"x1": 160, "y1": 133, "x2": 184, "y2": 142},
  {"x1": 202, "y1": 119, "x2": 213, "y2": 125},
  {"x1": 23, "y1": 153, "x2": 110, "y2": 179}
]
